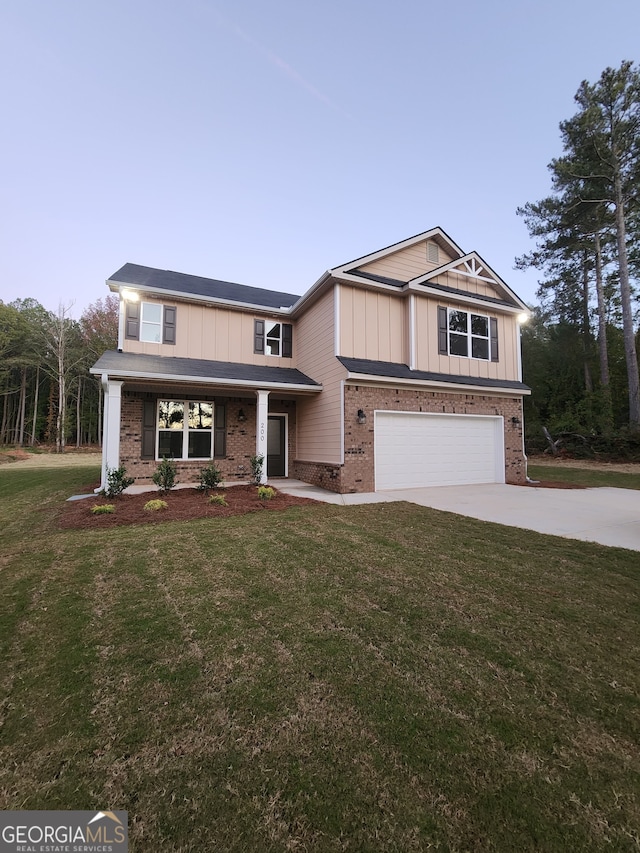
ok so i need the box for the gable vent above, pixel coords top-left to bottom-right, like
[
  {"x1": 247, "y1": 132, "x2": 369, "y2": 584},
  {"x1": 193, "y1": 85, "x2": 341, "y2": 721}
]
[{"x1": 427, "y1": 242, "x2": 439, "y2": 263}]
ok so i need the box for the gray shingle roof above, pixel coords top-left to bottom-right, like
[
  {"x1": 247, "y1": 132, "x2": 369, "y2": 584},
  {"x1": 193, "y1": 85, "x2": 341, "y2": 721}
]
[
  {"x1": 109, "y1": 263, "x2": 300, "y2": 310},
  {"x1": 91, "y1": 351, "x2": 321, "y2": 389},
  {"x1": 349, "y1": 270, "x2": 518, "y2": 307},
  {"x1": 338, "y1": 357, "x2": 530, "y2": 392}
]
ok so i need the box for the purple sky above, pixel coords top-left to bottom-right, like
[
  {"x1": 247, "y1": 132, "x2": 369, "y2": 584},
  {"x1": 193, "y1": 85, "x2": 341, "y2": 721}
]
[{"x1": 1, "y1": 0, "x2": 639, "y2": 318}]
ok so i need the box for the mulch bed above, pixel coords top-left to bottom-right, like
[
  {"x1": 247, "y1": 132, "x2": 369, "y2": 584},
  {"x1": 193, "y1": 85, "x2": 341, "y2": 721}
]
[{"x1": 60, "y1": 485, "x2": 319, "y2": 529}]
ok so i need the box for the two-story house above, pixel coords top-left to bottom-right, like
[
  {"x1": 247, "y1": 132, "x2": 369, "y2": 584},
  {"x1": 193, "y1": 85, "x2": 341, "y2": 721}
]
[{"x1": 91, "y1": 227, "x2": 531, "y2": 493}]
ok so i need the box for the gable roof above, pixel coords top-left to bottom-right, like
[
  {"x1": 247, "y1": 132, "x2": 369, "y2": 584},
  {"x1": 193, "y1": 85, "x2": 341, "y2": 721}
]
[
  {"x1": 329, "y1": 227, "x2": 465, "y2": 276},
  {"x1": 108, "y1": 263, "x2": 300, "y2": 312}
]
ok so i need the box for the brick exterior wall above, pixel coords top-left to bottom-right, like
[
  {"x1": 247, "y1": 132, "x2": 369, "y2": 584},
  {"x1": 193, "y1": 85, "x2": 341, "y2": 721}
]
[
  {"x1": 119, "y1": 388, "x2": 296, "y2": 485},
  {"x1": 293, "y1": 384, "x2": 526, "y2": 493}
]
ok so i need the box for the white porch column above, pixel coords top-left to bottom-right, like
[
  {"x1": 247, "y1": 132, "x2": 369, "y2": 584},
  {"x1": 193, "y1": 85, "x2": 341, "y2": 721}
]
[
  {"x1": 255, "y1": 389, "x2": 269, "y2": 483},
  {"x1": 101, "y1": 377, "x2": 124, "y2": 489}
]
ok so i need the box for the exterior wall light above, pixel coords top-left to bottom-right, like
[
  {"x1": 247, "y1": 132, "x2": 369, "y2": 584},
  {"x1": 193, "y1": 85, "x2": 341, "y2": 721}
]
[
  {"x1": 517, "y1": 312, "x2": 529, "y2": 324},
  {"x1": 238, "y1": 408, "x2": 246, "y2": 422},
  {"x1": 511, "y1": 416, "x2": 521, "y2": 425},
  {"x1": 122, "y1": 289, "x2": 139, "y2": 302},
  {"x1": 357, "y1": 409, "x2": 366, "y2": 425}
]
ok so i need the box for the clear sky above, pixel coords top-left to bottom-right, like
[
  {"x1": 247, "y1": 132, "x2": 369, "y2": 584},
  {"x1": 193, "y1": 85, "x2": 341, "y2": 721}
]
[{"x1": 1, "y1": 0, "x2": 639, "y2": 317}]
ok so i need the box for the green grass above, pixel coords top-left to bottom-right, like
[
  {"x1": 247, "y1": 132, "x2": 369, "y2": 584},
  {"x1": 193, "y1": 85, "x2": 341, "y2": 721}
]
[
  {"x1": 1, "y1": 464, "x2": 639, "y2": 851},
  {"x1": 528, "y1": 463, "x2": 640, "y2": 490}
]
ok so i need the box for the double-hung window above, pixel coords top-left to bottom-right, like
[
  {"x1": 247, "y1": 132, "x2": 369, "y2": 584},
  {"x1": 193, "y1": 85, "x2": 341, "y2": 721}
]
[
  {"x1": 438, "y1": 307, "x2": 498, "y2": 362},
  {"x1": 125, "y1": 300, "x2": 177, "y2": 345},
  {"x1": 254, "y1": 320, "x2": 293, "y2": 357},
  {"x1": 157, "y1": 400, "x2": 213, "y2": 459}
]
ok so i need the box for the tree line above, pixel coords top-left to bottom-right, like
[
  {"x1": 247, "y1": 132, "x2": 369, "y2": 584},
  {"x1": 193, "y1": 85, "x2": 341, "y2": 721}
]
[
  {"x1": 517, "y1": 60, "x2": 640, "y2": 455},
  {"x1": 0, "y1": 296, "x2": 118, "y2": 450}
]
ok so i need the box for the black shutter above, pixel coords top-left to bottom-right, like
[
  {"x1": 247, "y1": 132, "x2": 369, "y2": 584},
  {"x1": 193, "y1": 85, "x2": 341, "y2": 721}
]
[
  {"x1": 282, "y1": 323, "x2": 292, "y2": 358},
  {"x1": 214, "y1": 404, "x2": 226, "y2": 458},
  {"x1": 163, "y1": 306, "x2": 177, "y2": 345},
  {"x1": 254, "y1": 319, "x2": 265, "y2": 354},
  {"x1": 490, "y1": 317, "x2": 499, "y2": 362},
  {"x1": 141, "y1": 399, "x2": 156, "y2": 459},
  {"x1": 437, "y1": 307, "x2": 448, "y2": 355},
  {"x1": 125, "y1": 301, "x2": 140, "y2": 340}
]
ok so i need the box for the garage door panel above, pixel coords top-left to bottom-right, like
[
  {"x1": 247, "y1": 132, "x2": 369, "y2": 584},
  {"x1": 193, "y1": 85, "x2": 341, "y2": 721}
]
[{"x1": 375, "y1": 412, "x2": 504, "y2": 490}]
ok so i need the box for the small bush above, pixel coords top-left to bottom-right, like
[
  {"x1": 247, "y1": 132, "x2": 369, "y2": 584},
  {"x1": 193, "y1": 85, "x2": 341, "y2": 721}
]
[
  {"x1": 100, "y1": 465, "x2": 134, "y2": 498},
  {"x1": 208, "y1": 494, "x2": 228, "y2": 507},
  {"x1": 197, "y1": 463, "x2": 223, "y2": 491},
  {"x1": 91, "y1": 504, "x2": 115, "y2": 515},
  {"x1": 144, "y1": 499, "x2": 168, "y2": 512},
  {"x1": 257, "y1": 485, "x2": 275, "y2": 501},
  {"x1": 153, "y1": 457, "x2": 178, "y2": 493},
  {"x1": 250, "y1": 454, "x2": 264, "y2": 484}
]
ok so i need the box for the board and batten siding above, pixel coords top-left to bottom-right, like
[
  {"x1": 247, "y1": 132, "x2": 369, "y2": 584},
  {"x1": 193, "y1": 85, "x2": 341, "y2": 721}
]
[
  {"x1": 123, "y1": 301, "x2": 297, "y2": 367},
  {"x1": 295, "y1": 287, "x2": 346, "y2": 464},
  {"x1": 339, "y1": 286, "x2": 406, "y2": 363},
  {"x1": 415, "y1": 297, "x2": 520, "y2": 381},
  {"x1": 358, "y1": 241, "x2": 455, "y2": 281}
]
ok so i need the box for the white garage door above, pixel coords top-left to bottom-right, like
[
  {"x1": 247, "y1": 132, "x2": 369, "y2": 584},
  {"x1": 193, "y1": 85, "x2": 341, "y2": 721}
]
[{"x1": 375, "y1": 411, "x2": 505, "y2": 490}]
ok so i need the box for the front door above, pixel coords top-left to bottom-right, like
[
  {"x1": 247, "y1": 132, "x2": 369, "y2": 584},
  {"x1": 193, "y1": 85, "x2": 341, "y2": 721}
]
[{"x1": 267, "y1": 415, "x2": 287, "y2": 477}]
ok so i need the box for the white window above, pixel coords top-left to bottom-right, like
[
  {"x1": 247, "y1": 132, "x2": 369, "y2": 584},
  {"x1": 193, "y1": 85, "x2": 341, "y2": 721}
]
[
  {"x1": 266, "y1": 322, "x2": 282, "y2": 356},
  {"x1": 448, "y1": 309, "x2": 490, "y2": 360},
  {"x1": 140, "y1": 302, "x2": 162, "y2": 343},
  {"x1": 157, "y1": 400, "x2": 213, "y2": 459}
]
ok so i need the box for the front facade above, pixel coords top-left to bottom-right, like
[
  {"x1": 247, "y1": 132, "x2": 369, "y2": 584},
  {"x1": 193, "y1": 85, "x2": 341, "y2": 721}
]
[{"x1": 91, "y1": 228, "x2": 531, "y2": 493}]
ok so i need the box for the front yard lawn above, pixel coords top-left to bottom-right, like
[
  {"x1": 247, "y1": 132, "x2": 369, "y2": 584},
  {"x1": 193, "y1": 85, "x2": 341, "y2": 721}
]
[{"x1": 1, "y1": 464, "x2": 639, "y2": 851}]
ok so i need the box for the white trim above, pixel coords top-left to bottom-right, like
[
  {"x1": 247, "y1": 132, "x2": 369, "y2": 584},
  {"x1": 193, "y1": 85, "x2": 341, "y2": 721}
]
[
  {"x1": 267, "y1": 412, "x2": 289, "y2": 478},
  {"x1": 256, "y1": 390, "x2": 269, "y2": 483},
  {"x1": 330, "y1": 227, "x2": 465, "y2": 275},
  {"x1": 517, "y1": 322, "x2": 523, "y2": 383},
  {"x1": 334, "y1": 283, "x2": 340, "y2": 357},
  {"x1": 117, "y1": 299, "x2": 125, "y2": 351},
  {"x1": 101, "y1": 379, "x2": 123, "y2": 490},
  {"x1": 409, "y1": 294, "x2": 416, "y2": 370},
  {"x1": 345, "y1": 372, "x2": 531, "y2": 396},
  {"x1": 88, "y1": 366, "x2": 321, "y2": 394},
  {"x1": 406, "y1": 283, "x2": 523, "y2": 314},
  {"x1": 339, "y1": 379, "x2": 345, "y2": 465}
]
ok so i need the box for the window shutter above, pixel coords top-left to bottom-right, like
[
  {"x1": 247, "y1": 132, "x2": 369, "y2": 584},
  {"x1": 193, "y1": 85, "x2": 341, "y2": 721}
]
[
  {"x1": 163, "y1": 306, "x2": 177, "y2": 345},
  {"x1": 437, "y1": 307, "x2": 448, "y2": 355},
  {"x1": 490, "y1": 317, "x2": 499, "y2": 362},
  {"x1": 214, "y1": 404, "x2": 226, "y2": 458},
  {"x1": 125, "y1": 302, "x2": 140, "y2": 340},
  {"x1": 282, "y1": 323, "x2": 293, "y2": 358},
  {"x1": 254, "y1": 319, "x2": 265, "y2": 354},
  {"x1": 141, "y1": 399, "x2": 156, "y2": 459}
]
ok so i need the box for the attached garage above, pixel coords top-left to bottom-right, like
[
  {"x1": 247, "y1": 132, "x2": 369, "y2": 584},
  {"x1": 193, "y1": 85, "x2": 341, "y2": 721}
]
[{"x1": 374, "y1": 410, "x2": 505, "y2": 490}]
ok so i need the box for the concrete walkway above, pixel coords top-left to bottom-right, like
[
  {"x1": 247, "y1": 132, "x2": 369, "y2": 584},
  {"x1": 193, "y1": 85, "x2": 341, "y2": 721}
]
[{"x1": 277, "y1": 479, "x2": 640, "y2": 552}]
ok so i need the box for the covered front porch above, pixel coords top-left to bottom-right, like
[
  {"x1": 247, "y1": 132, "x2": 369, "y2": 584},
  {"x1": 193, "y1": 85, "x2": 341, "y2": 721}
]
[{"x1": 90, "y1": 350, "x2": 321, "y2": 490}]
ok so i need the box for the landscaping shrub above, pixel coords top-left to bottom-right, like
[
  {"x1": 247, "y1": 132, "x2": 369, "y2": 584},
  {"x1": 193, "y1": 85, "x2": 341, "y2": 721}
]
[
  {"x1": 152, "y1": 458, "x2": 177, "y2": 493},
  {"x1": 257, "y1": 485, "x2": 275, "y2": 501},
  {"x1": 91, "y1": 504, "x2": 115, "y2": 515},
  {"x1": 100, "y1": 465, "x2": 134, "y2": 498},
  {"x1": 197, "y1": 463, "x2": 223, "y2": 491},
  {"x1": 208, "y1": 494, "x2": 228, "y2": 507},
  {"x1": 250, "y1": 454, "x2": 264, "y2": 484},
  {"x1": 144, "y1": 499, "x2": 168, "y2": 512}
]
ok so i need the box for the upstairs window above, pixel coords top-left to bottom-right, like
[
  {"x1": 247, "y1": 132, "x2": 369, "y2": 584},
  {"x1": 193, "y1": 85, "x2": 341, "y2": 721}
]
[
  {"x1": 438, "y1": 307, "x2": 498, "y2": 362},
  {"x1": 125, "y1": 300, "x2": 177, "y2": 345},
  {"x1": 254, "y1": 320, "x2": 292, "y2": 358}
]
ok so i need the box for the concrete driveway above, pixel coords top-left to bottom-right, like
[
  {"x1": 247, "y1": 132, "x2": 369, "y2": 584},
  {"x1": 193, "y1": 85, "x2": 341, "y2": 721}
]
[{"x1": 379, "y1": 484, "x2": 640, "y2": 551}]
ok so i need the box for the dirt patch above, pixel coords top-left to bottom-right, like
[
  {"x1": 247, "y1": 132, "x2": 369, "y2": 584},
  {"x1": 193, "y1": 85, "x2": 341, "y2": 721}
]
[
  {"x1": 528, "y1": 456, "x2": 640, "y2": 475},
  {"x1": 520, "y1": 480, "x2": 587, "y2": 490},
  {"x1": 1, "y1": 451, "x2": 102, "y2": 469},
  {"x1": 60, "y1": 485, "x2": 319, "y2": 529}
]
